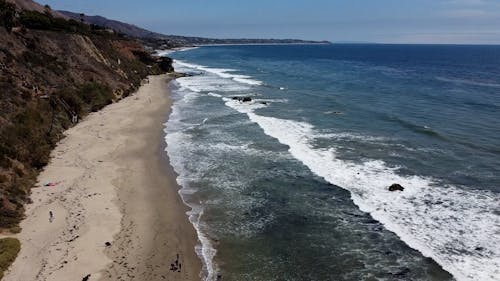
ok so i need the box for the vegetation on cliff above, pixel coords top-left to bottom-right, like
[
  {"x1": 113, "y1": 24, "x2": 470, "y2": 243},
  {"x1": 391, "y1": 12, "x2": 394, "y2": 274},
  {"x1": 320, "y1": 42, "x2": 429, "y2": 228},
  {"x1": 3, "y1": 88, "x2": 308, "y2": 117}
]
[
  {"x1": 0, "y1": 0, "x2": 174, "y2": 232},
  {"x1": 0, "y1": 237, "x2": 20, "y2": 279}
]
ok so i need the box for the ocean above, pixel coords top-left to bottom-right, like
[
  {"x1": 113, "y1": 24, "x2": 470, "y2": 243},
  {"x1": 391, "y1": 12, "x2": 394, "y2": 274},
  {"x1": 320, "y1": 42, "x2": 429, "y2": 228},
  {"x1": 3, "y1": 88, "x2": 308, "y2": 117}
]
[{"x1": 163, "y1": 44, "x2": 500, "y2": 281}]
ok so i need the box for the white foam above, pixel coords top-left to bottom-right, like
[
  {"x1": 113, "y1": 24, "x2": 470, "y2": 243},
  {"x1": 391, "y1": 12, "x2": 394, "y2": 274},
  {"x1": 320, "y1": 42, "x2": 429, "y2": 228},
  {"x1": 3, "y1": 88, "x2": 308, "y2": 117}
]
[
  {"x1": 190, "y1": 206, "x2": 217, "y2": 281},
  {"x1": 175, "y1": 60, "x2": 263, "y2": 86},
  {"x1": 224, "y1": 101, "x2": 500, "y2": 281},
  {"x1": 164, "y1": 81, "x2": 220, "y2": 281},
  {"x1": 223, "y1": 97, "x2": 268, "y2": 114},
  {"x1": 176, "y1": 75, "x2": 248, "y2": 93},
  {"x1": 155, "y1": 50, "x2": 173, "y2": 57},
  {"x1": 233, "y1": 77, "x2": 263, "y2": 86},
  {"x1": 207, "y1": 92, "x2": 222, "y2": 98},
  {"x1": 174, "y1": 62, "x2": 250, "y2": 93},
  {"x1": 255, "y1": 98, "x2": 288, "y2": 103},
  {"x1": 317, "y1": 132, "x2": 390, "y2": 142},
  {"x1": 166, "y1": 130, "x2": 219, "y2": 281},
  {"x1": 155, "y1": 47, "x2": 200, "y2": 57}
]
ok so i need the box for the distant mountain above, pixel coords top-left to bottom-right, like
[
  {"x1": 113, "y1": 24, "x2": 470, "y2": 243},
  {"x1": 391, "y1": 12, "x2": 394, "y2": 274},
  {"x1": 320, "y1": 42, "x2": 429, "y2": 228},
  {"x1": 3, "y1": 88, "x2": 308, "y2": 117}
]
[
  {"x1": 59, "y1": 10, "x2": 331, "y2": 47},
  {"x1": 59, "y1": 10, "x2": 164, "y2": 39}
]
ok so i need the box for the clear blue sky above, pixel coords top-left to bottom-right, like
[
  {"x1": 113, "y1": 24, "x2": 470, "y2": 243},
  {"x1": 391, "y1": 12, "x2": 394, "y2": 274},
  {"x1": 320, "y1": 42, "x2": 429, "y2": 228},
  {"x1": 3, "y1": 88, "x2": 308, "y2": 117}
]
[{"x1": 42, "y1": 0, "x2": 500, "y2": 44}]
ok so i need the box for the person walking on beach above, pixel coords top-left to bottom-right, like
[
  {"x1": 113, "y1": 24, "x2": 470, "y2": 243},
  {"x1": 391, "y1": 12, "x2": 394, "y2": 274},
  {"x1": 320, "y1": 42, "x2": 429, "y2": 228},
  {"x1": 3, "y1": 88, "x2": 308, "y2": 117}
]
[{"x1": 49, "y1": 211, "x2": 54, "y2": 223}]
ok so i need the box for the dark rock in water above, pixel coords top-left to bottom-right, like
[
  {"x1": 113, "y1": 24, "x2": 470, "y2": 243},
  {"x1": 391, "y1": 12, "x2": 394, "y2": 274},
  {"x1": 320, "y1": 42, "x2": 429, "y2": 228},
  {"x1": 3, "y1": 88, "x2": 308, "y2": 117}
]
[
  {"x1": 475, "y1": 246, "x2": 484, "y2": 251},
  {"x1": 260, "y1": 101, "x2": 268, "y2": 105},
  {"x1": 82, "y1": 274, "x2": 91, "y2": 281},
  {"x1": 388, "y1": 183, "x2": 404, "y2": 192},
  {"x1": 232, "y1": 96, "x2": 253, "y2": 102}
]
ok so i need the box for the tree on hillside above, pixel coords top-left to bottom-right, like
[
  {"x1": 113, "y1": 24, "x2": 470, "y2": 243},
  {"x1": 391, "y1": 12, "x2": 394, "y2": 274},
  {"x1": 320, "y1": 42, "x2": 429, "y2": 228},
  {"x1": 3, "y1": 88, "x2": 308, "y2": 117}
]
[
  {"x1": 43, "y1": 4, "x2": 52, "y2": 17},
  {"x1": 0, "y1": 0, "x2": 17, "y2": 32}
]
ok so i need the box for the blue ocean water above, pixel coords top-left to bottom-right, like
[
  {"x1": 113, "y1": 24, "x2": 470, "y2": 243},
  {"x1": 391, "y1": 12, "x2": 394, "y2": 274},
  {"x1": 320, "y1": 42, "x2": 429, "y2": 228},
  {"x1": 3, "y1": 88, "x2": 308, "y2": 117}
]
[{"x1": 163, "y1": 44, "x2": 500, "y2": 281}]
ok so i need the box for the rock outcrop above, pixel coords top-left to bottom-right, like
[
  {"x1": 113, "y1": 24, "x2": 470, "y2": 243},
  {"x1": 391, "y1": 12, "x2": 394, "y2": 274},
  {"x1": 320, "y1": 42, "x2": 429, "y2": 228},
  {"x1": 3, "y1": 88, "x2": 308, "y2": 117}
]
[{"x1": 233, "y1": 96, "x2": 253, "y2": 102}]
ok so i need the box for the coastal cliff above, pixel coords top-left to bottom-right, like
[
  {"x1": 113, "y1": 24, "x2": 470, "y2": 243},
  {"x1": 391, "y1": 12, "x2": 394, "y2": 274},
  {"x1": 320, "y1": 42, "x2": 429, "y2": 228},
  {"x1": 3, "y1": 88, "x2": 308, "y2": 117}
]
[{"x1": 0, "y1": 0, "x2": 173, "y2": 233}]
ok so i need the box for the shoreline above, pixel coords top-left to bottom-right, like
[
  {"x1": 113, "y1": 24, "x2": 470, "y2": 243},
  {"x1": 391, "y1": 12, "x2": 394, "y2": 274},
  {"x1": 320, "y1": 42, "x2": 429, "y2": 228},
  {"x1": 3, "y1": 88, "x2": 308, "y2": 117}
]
[
  {"x1": 162, "y1": 81, "x2": 218, "y2": 281},
  {"x1": 4, "y1": 74, "x2": 202, "y2": 281}
]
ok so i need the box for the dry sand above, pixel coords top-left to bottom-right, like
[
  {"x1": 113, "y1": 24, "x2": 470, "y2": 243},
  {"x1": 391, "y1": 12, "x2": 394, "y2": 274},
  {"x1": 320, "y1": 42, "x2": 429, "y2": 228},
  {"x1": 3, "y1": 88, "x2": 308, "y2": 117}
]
[{"x1": 4, "y1": 74, "x2": 202, "y2": 281}]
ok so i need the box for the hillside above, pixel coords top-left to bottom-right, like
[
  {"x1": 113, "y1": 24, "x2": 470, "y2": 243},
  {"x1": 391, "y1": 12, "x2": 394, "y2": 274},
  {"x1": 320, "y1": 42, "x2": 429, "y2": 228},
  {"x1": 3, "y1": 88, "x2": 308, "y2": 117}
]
[
  {"x1": 59, "y1": 10, "x2": 163, "y2": 39},
  {"x1": 6, "y1": 0, "x2": 67, "y2": 18},
  {"x1": 59, "y1": 10, "x2": 331, "y2": 47},
  {"x1": 0, "y1": 0, "x2": 174, "y2": 233}
]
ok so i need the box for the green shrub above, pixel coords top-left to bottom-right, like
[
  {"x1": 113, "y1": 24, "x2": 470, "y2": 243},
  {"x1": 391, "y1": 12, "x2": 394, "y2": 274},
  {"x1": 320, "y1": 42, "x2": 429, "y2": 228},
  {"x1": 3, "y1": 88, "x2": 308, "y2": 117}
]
[
  {"x1": 0, "y1": 0, "x2": 17, "y2": 31},
  {"x1": 0, "y1": 238, "x2": 21, "y2": 279},
  {"x1": 19, "y1": 11, "x2": 53, "y2": 30},
  {"x1": 0, "y1": 205, "x2": 22, "y2": 228},
  {"x1": 16, "y1": 10, "x2": 116, "y2": 35},
  {"x1": 78, "y1": 82, "x2": 113, "y2": 111},
  {"x1": 56, "y1": 88, "x2": 84, "y2": 115},
  {"x1": 9, "y1": 227, "x2": 21, "y2": 234}
]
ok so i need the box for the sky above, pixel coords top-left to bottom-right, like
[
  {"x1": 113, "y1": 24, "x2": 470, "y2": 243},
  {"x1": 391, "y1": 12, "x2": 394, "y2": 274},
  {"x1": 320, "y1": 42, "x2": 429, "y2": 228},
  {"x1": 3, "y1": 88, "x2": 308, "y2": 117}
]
[{"x1": 42, "y1": 0, "x2": 500, "y2": 44}]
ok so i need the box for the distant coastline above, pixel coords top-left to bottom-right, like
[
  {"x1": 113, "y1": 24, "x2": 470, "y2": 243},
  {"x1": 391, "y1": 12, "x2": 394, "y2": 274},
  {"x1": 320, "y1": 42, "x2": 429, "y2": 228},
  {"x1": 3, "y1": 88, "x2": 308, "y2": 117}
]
[
  {"x1": 58, "y1": 10, "x2": 331, "y2": 48},
  {"x1": 191, "y1": 42, "x2": 332, "y2": 47}
]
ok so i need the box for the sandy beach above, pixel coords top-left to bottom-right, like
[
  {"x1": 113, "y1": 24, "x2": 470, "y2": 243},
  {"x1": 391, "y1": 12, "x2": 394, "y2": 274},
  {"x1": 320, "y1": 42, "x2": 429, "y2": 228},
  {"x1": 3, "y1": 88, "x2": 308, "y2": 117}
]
[{"x1": 4, "y1": 74, "x2": 202, "y2": 281}]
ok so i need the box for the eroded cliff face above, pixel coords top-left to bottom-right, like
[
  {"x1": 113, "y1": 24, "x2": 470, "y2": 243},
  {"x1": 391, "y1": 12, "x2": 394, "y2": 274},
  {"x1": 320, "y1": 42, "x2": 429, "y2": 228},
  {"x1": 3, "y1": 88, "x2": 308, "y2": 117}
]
[{"x1": 0, "y1": 21, "x2": 172, "y2": 229}]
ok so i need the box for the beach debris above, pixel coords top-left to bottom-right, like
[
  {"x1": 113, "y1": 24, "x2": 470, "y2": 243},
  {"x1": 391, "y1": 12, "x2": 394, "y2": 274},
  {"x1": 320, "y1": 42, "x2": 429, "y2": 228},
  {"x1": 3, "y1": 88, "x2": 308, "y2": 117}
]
[
  {"x1": 43, "y1": 181, "x2": 61, "y2": 187},
  {"x1": 105, "y1": 241, "x2": 112, "y2": 247},
  {"x1": 49, "y1": 211, "x2": 54, "y2": 223},
  {"x1": 67, "y1": 235, "x2": 79, "y2": 242},
  {"x1": 388, "y1": 183, "x2": 405, "y2": 192},
  {"x1": 82, "y1": 274, "x2": 91, "y2": 281}
]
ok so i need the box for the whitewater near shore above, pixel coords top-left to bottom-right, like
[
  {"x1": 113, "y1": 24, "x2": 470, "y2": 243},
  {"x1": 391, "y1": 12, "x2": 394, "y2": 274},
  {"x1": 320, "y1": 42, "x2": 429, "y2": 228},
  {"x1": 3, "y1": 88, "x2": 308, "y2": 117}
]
[{"x1": 4, "y1": 75, "x2": 201, "y2": 281}]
